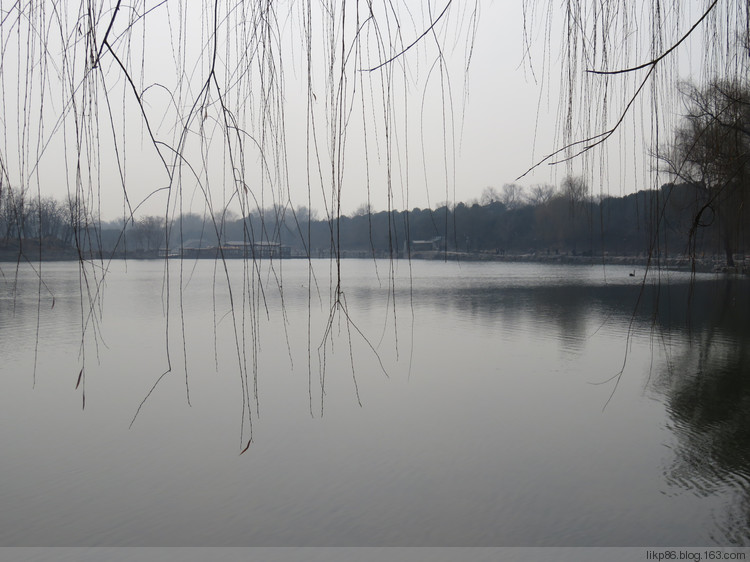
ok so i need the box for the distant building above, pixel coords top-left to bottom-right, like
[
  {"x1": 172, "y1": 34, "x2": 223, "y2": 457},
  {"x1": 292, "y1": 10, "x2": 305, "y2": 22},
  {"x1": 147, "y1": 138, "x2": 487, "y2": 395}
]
[
  {"x1": 223, "y1": 241, "x2": 290, "y2": 259},
  {"x1": 168, "y1": 240, "x2": 290, "y2": 259},
  {"x1": 409, "y1": 236, "x2": 444, "y2": 253}
]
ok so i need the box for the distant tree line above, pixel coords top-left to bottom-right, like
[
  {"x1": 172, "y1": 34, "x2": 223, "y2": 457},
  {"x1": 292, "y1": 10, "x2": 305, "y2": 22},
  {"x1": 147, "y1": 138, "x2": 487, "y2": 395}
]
[
  {"x1": 2, "y1": 78, "x2": 746, "y2": 266},
  {"x1": 1, "y1": 177, "x2": 746, "y2": 265},
  {"x1": 299, "y1": 180, "x2": 746, "y2": 263}
]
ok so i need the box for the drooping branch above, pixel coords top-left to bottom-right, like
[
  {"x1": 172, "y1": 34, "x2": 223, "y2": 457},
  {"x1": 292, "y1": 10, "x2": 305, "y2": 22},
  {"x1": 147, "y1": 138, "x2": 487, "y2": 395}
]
[
  {"x1": 92, "y1": 0, "x2": 122, "y2": 69},
  {"x1": 517, "y1": 63, "x2": 655, "y2": 179},
  {"x1": 585, "y1": 0, "x2": 719, "y2": 76},
  {"x1": 361, "y1": 1, "x2": 453, "y2": 72}
]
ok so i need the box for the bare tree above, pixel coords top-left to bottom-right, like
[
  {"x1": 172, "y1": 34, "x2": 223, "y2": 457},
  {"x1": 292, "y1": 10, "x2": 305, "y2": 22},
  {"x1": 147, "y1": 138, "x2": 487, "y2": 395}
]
[
  {"x1": 63, "y1": 194, "x2": 87, "y2": 248},
  {"x1": 1, "y1": 188, "x2": 25, "y2": 242},
  {"x1": 526, "y1": 183, "x2": 556, "y2": 206},
  {"x1": 37, "y1": 197, "x2": 68, "y2": 241},
  {"x1": 353, "y1": 202, "x2": 373, "y2": 217},
  {"x1": 521, "y1": 0, "x2": 749, "y2": 186},
  {"x1": 295, "y1": 206, "x2": 318, "y2": 224},
  {"x1": 135, "y1": 216, "x2": 166, "y2": 253},
  {"x1": 501, "y1": 183, "x2": 525, "y2": 210},
  {"x1": 480, "y1": 186, "x2": 501, "y2": 206},
  {"x1": 660, "y1": 80, "x2": 750, "y2": 267},
  {"x1": 561, "y1": 176, "x2": 589, "y2": 205}
]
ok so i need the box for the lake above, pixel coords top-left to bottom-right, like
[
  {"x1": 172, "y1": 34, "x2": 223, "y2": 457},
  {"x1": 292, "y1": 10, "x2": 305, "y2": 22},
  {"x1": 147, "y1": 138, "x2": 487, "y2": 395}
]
[{"x1": 0, "y1": 259, "x2": 748, "y2": 546}]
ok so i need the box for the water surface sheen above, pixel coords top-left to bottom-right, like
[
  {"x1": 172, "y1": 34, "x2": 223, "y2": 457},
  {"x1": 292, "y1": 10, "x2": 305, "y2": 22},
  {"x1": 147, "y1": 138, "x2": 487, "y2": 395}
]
[{"x1": 0, "y1": 259, "x2": 747, "y2": 546}]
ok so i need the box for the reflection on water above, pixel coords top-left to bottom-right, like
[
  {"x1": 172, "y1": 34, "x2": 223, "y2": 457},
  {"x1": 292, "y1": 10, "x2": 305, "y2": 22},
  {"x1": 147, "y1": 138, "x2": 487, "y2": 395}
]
[
  {"x1": 646, "y1": 281, "x2": 750, "y2": 545},
  {"x1": 408, "y1": 270, "x2": 750, "y2": 545},
  {"x1": 0, "y1": 260, "x2": 748, "y2": 545}
]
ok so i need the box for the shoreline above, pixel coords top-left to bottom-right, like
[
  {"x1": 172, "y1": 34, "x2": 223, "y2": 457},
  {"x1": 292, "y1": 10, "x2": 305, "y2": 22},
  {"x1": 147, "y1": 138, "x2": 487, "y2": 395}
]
[
  {"x1": 405, "y1": 250, "x2": 748, "y2": 274},
  {"x1": 1, "y1": 247, "x2": 747, "y2": 274}
]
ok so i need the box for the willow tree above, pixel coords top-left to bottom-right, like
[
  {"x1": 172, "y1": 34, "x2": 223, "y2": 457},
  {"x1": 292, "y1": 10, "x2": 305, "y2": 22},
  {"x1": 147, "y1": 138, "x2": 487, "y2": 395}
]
[
  {"x1": 523, "y1": 0, "x2": 749, "y2": 262},
  {"x1": 1, "y1": 1, "x2": 748, "y2": 443},
  {"x1": 662, "y1": 80, "x2": 750, "y2": 267},
  {"x1": 1, "y1": 1, "x2": 482, "y2": 446}
]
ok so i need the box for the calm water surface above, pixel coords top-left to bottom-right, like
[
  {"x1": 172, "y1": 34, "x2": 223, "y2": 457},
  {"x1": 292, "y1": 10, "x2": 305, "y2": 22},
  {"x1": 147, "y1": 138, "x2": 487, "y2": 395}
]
[{"x1": 0, "y1": 259, "x2": 748, "y2": 546}]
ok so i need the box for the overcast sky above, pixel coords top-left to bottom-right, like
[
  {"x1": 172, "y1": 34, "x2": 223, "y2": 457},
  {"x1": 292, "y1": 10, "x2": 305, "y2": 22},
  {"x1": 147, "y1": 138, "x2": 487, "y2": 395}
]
[{"x1": 2, "y1": 1, "x2": 710, "y2": 222}]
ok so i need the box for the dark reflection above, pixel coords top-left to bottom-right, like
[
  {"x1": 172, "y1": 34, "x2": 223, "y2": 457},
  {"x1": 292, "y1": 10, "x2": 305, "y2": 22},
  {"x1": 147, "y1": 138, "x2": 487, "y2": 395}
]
[
  {"x1": 648, "y1": 280, "x2": 750, "y2": 545},
  {"x1": 389, "y1": 275, "x2": 747, "y2": 346},
  {"x1": 395, "y1": 280, "x2": 645, "y2": 347},
  {"x1": 380, "y1": 273, "x2": 750, "y2": 545},
  {"x1": 4, "y1": 260, "x2": 749, "y2": 545},
  {"x1": 349, "y1": 279, "x2": 621, "y2": 350}
]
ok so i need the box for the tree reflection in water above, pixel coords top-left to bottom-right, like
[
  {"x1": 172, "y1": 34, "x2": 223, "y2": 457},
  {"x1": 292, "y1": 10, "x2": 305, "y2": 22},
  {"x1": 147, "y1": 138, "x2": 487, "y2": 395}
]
[
  {"x1": 650, "y1": 279, "x2": 750, "y2": 545},
  {"x1": 408, "y1": 271, "x2": 750, "y2": 544}
]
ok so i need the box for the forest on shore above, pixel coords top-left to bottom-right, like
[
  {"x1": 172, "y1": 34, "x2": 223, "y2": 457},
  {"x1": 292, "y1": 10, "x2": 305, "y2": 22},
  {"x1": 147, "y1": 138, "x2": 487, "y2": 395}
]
[
  {"x1": 1, "y1": 178, "x2": 746, "y2": 271},
  {"x1": 3, "y1": 71, "x2": 747, "y2": 272}
]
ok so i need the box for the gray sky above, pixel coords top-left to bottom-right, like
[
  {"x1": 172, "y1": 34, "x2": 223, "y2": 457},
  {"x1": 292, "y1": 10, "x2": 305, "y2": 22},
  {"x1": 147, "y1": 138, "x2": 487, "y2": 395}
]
[{"x1": 2, "y1": 1, "x2": 711, "y2": 222}]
